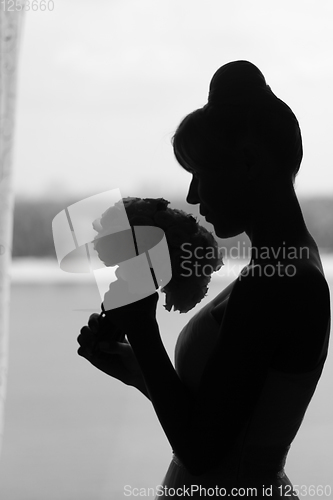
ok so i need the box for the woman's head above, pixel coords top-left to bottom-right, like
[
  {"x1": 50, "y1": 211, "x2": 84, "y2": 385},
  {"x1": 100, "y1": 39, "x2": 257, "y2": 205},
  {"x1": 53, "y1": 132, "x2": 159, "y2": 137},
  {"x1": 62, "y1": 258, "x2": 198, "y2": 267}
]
[{"x1": 173, "y1": 61, "x2": 303, "y2": 184}]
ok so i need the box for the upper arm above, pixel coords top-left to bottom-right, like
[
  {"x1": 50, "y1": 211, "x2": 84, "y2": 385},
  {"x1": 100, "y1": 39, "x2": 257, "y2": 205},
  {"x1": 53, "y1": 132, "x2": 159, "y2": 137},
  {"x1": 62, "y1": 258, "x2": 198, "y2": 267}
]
[
  {"x1": 181, "y1": 271, "x2": 284, "y2": 473},
  {"x1": 203, "y1": 271, "x2": 282, "y2": 383}
]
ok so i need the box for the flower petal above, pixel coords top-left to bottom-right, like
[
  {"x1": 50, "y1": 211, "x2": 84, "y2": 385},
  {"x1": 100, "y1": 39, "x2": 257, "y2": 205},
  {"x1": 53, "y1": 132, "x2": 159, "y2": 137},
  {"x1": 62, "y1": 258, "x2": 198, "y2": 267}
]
[{"x1": 93, "y1": 196, "x2": 223, "y2": 313}]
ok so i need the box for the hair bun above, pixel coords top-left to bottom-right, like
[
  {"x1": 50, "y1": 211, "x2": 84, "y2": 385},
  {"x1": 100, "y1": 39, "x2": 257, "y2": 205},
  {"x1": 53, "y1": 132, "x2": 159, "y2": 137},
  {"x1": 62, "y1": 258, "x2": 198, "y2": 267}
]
[{"x1": 208, "y1": 60, "x2": 271, "y2": 106}]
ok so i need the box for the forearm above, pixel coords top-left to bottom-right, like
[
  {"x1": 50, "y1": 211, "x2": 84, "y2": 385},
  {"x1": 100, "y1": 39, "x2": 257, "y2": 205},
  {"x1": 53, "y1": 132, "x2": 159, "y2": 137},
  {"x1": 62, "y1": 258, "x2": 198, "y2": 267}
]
[
  {"x1": 131, "y1": 373, "x2": 151, "y2": 400},
  {"x1": 126, "y1": 318, "x2": 200, "y2": 468}
]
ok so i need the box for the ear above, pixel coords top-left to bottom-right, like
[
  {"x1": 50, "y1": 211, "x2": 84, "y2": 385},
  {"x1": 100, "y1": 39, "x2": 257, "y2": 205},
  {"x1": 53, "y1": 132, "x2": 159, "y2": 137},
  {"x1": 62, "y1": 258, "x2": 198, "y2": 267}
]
[{"x1": 242, "y1": 143, "x2": 262, "y2": 181}]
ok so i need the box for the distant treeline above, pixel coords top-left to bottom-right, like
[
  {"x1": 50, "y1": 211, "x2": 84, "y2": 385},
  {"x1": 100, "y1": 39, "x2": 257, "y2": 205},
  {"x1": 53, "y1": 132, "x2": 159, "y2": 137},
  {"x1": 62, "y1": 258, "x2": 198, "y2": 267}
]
[{"x1": 11, "y1": 195, "x2": 333, "y2": 258}]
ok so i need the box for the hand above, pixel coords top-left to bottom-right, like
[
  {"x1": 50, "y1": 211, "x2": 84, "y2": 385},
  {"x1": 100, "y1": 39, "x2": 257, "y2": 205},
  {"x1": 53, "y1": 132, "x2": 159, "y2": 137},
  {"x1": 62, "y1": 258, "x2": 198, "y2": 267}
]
[
  {"x1": 102, "y1": 291, "x2": 159, "y2": 332},
  {"x1": 77, "y1": 313, "x2": 144, "y2": 389}
]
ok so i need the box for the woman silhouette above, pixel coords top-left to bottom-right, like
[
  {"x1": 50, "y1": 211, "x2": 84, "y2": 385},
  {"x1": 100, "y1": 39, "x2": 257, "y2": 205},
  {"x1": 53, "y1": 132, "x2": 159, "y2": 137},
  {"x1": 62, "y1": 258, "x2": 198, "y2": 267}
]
[{"x1": 77, "y1": 61, "x2": 331, "y2": 498}]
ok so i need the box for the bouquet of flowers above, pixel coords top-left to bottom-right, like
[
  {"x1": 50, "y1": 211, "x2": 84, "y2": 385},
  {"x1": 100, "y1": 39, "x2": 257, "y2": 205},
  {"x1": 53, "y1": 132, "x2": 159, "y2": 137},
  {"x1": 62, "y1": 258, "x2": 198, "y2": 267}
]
[{"x1": 92, "y1": 197, "x2": 223, "y2": 316}]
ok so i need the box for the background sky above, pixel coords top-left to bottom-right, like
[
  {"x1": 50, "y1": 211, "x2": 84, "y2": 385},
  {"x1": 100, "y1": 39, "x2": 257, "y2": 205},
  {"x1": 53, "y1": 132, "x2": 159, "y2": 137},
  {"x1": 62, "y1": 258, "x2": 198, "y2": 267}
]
[{"x1": 12, "y1": 0, "x2": 333, "y2": 201}]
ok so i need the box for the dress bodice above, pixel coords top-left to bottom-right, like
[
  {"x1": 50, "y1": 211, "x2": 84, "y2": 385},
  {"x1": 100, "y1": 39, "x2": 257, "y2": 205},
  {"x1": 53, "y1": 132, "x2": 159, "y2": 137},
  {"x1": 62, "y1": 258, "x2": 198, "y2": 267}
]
[{"x1": 174, "y1": 298, "x2": 329, "y2": 479}]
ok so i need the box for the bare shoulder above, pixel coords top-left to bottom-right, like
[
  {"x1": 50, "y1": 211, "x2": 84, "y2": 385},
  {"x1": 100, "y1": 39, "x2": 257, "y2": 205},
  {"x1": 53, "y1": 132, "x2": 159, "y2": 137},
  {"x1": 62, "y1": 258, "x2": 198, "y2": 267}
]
[
  {"x1": 232, "y1": 259, "x2": 331, "y2": 336},
  {"x1": 210, "y1": 254, "x2": 330, "y2": 334},
  {"x1": 237, "y1": 258, "x2": 329, "y2": 294}
]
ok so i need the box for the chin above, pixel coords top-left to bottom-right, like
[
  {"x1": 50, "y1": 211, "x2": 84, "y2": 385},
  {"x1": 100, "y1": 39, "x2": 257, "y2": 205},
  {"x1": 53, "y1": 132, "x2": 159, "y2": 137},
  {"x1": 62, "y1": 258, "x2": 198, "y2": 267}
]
[{"x1": 214, "y1": 224, "x2": 245, "y2": 239}]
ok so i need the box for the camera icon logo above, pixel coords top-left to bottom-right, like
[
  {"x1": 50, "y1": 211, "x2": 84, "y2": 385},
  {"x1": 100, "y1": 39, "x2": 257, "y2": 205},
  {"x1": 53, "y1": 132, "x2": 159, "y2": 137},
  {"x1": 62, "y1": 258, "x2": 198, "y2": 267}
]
[{"x1": 52, "y1": 188, "x2": 172, "y2": 311}]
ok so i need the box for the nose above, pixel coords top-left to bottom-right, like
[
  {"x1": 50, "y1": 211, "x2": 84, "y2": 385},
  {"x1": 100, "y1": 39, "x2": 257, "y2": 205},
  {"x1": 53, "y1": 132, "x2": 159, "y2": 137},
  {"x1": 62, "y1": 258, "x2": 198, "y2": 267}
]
[{"x1": 186, "y1": 176, "x2": 200, "y2": 205}]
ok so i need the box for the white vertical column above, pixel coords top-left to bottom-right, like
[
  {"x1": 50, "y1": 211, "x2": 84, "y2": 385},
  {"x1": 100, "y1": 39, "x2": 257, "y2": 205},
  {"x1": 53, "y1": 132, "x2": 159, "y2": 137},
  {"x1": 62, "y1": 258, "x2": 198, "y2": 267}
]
[{"x1": 0, "y1": 1, "x2": 25, "y2": 457}]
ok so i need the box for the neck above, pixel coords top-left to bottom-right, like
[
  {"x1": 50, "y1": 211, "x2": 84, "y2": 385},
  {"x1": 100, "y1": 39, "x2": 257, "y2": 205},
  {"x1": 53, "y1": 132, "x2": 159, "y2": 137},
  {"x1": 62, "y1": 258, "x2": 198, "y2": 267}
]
[{"x1": 245, "y1": 180, "x2": 315, "y2": 266}]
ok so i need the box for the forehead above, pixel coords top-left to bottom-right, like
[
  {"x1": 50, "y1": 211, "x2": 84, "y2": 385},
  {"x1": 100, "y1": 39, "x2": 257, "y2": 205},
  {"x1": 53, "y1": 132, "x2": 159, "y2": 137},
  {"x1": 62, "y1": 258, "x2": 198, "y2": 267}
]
[
  {"x1": 182, "y1": 162, "x2": 218, "y2": 178},
  {"x1": 176, "y1": 141, "x2": 235, "y2": 176},
  {"x1": 180, "y1": 158, "x2": 208, "y2": 176},
  {"x1": 174, "y1": 136, "x2": 207, "y2": 175}
]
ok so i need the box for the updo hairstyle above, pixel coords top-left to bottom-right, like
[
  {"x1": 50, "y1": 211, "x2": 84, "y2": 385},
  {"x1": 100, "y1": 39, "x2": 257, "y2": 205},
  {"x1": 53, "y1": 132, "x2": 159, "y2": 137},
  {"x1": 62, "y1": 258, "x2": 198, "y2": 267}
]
[{"x1": 173, "y1": 61, "x2": 303, "y2": 183}]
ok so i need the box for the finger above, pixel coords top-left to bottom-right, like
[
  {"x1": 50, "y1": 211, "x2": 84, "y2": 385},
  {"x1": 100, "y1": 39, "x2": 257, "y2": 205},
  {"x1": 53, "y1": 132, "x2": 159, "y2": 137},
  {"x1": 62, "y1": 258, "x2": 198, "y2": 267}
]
[
  {"x1": 77, "y1": 326, "x2": 96, "y2": 351},
  {"x1": 77, "y1": 345, "x2": 92, "y2": 358},
  {"x1": 78, "y1": 344, "x2": 117, "y2": 366},
  {"x1": 89, "y1": 313, "x2": 100, "y2": 321},
  {"x1": 88, "y1": 313, "x2": 101, "y2": 334},
  {"x1": 77, "y1": 346, "x2": 103, "y2": 362}
]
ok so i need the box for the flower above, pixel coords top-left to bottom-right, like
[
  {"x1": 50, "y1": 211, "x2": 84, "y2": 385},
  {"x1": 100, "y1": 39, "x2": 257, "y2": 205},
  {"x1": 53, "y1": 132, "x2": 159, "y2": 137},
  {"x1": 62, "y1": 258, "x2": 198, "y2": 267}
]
[{"x1": 92, "y1": 197, "x2": 223, "y2": 313}]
